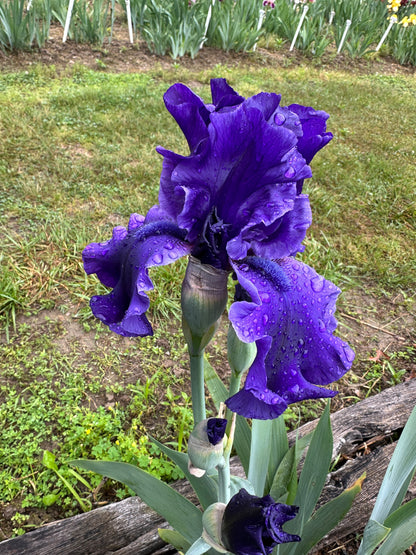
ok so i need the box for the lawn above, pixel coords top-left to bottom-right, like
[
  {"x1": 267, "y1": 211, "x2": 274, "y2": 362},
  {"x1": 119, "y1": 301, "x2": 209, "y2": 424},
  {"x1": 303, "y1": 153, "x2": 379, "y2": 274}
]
[{"x1": 0, "y1": 54, "x2": 415, "y2": 541}]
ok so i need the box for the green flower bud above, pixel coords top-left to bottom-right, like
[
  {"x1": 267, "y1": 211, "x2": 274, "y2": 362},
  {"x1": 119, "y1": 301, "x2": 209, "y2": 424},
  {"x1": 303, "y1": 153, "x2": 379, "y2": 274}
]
[
  {"x1": 181, "y1": 257, "x2": 229, "y2": 355},
  {"x1": 188, "y1": 418, "x2": 227, "y2": 477},
  {"x1": 227, "y1": 325, "x2": 257, "y2": 377}
]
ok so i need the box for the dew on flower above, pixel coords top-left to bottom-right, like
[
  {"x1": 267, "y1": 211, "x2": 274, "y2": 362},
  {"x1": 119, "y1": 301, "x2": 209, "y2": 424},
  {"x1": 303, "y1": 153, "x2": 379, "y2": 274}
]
[
  {"x1": 310, "y1": 275, "x2": 324, "y2": 292},
  {"x1": 285, "y1": 166, "x2": 296, "y2": 179},
  {"x1": 274, "y1": 112, "x2": 286, "y2": 125}
]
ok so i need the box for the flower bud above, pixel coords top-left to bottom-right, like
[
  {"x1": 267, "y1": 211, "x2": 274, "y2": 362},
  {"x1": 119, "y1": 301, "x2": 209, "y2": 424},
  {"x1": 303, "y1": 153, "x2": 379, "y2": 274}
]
[
  {"x1": 188, "y1": 418, "x2": 227, "y2": 476},
  {"x1": 181, "y1": 257, "x2": 229, "y2": 355},
  {"x1": 227, "y1": 325, "x2": 257, "y2": 377}
]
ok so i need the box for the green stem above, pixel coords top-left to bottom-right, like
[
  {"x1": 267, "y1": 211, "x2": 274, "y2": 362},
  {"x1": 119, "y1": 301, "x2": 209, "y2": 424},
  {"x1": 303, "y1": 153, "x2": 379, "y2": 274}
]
[
  {"x1": 190, "y1": 352, "x2": 206, "y2": 425},
  {"x1": 217, "y1": 457, "x2": 231, "y2": 504},
  {"x1": 226, "y1": 370, "x2": 242, "y2": 423}
]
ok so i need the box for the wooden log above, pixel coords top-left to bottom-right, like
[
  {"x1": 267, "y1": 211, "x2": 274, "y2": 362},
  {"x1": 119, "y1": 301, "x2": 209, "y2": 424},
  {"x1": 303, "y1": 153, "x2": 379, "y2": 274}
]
[{"x1": 1, "y1": 380, "x2": 415, "y2": 554}]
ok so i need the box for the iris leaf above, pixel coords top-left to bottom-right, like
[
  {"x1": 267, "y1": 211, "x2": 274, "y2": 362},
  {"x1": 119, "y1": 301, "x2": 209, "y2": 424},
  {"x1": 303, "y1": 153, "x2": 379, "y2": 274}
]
[
  {"x1": 375, "y1": 498, "x2": 416, "y2": 554},
  {"x1": 248, "y1": 419, "x2": 272, "y2": 496},
  {"x1": 291, "y1": 473, "x2": 365, "y2": 554},
  {"x1": 158, "y1": 528, "x2": 191, "y2": 552},
  {"x1": 71, "y1": 459, "x2": 202, "y2": 544},
  {"x1": 149, "y1": 436, "x2": 218, "y2": 509},
  {"x1": 368, "y1": 405, "x2": 416, "y2": 524},
  {"x1": 266, "y1": 415, "x2": 288, "y2": 493}
]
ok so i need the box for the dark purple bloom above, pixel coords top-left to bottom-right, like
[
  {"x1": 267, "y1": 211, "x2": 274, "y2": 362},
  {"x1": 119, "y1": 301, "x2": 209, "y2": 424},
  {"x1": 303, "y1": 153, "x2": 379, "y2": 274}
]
[
  {"x1": 207, "y1": 418, "x2": 227, "y2": 445},
  {"x1": 221, "y1": 489, "x2": 300, "y2": 555},
  {"x1": 83, "y1": 79, "x2": 352, "y2": 418}
]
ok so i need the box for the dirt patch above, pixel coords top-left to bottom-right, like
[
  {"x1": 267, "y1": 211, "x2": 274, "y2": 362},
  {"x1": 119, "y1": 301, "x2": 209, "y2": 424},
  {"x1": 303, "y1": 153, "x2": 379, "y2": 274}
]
[{"x1": 1, "y1": 22, "x2": 415, "y2": 76}]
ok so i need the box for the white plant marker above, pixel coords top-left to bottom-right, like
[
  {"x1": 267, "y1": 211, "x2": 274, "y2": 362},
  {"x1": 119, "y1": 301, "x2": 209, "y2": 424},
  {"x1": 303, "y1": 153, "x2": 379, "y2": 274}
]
[
  {"x1": 376, "y1": 15, "x2": 397, "y2": 51},
  {"x1": 329, "y1": 9, "x2": 335, "y2": 24},
  {"x1": 125, "y1": 0, "x2": 133, "y2": 43},
  {"x1": 200, "y1": 0, "x2": 215, "y2": 50},
  {"x1": 253, "y1": 8, "x2": 266, "y2": 51},
  {"x1": 337, "y1": 18, "x2": 351, "y2": 53},
  {"x1": 63, "y1": 0, "x2": 75, "y2": 43},
  {"x1": 290, "y1": 4, "x2": 308, "y2": 51}
]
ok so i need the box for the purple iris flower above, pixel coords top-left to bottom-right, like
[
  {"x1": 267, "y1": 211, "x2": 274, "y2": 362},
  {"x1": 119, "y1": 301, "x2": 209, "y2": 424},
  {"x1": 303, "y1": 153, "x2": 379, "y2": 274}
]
[
  {"x1": 83, "y1": 78, "x2": 353, "y2": 419},
  {"x1": 221, "y1": 488, "x2": 300, "y2": 554}
]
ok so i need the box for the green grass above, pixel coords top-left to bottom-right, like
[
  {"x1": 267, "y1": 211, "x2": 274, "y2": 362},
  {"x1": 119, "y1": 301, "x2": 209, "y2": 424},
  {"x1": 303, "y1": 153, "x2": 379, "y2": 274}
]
[{"x1": 0, "y1": 62, "x2": 415, "y2": 527}]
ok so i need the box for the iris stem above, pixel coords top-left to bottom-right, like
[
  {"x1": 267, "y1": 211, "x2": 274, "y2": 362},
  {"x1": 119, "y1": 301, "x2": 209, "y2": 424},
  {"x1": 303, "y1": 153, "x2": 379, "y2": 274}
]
[
  {"x1": 226, "y1": 371, "x2": 242, "y2": 423},
  {"x1": 190, "y1": 352, "x2": 206, "y2": 425},
  {"x1": 217, "y1": 457, "x2": 231, "y2": 504}
]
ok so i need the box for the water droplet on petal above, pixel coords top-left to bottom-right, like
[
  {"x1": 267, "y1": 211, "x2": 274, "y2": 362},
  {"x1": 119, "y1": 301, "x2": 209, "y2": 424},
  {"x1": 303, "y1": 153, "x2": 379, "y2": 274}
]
[
  {"x1": 318, "y1": 319, "x2": 326, "y2": 331},
  {"x1": 153, "y1": 253, "x2": 163, "y2": 264},
  {"x1": 285, "y1": 166, "x2": 296, "y2": 179},
  {"x1": 311, "y1": 275, "x2": 324, "y2": 292},
  {"x1": 274, "y1": 112, "x2": 286, "y2": 126},
  {"x1": 343, "y1": 345, "x2": 355, "y2": 362},
  {"x1": 239, "y1": 264, "x2": 249, "y2": 272},
  {"x1": 261, "y1": 292, "x2": 271, "y2": 304},
  {"x1": 262, "y1": 314, "x2": 269, "y2": 325}
]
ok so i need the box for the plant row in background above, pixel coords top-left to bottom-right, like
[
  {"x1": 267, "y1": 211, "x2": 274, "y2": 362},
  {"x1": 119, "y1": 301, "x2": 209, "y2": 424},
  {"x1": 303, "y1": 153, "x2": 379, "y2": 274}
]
[{"x1": 0, "y1": 0, "x2": 415, "y2": 64}]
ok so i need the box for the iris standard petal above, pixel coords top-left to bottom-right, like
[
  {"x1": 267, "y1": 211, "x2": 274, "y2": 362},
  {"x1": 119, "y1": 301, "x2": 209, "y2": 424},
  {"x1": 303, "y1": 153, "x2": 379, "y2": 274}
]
[
  {"x1": 210, "y1": 78, "x2": 245, "y2": 111},
  {"x1": 157, "y1": 103, "x2": 311, "y2": 254},
  {"x1": 226, "y1": 257, "x2": 354, "y2": 419},
  {"x1": 163, "y1": 83, "x2": 210, "y2": 152},
  {"x1": 227, "y1": 191, "x2": 312, "y2": 261},
  {"x1": 287, "y1": 103, "x2": 333, "y2": 193},
  {"x1": 83, "y1": 217, "x2": 191, "y2": 337}
]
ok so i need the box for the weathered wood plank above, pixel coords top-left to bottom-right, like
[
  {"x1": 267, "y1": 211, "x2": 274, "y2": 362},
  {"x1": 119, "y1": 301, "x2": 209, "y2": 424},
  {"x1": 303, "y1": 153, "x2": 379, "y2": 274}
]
[{"x1": 1, "y1": 380, "x2": 415, "y2": 554}]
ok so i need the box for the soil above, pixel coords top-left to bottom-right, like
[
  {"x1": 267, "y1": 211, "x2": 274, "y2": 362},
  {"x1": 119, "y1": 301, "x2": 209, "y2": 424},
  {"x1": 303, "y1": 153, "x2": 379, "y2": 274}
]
[
  {"x1": 1, "y1": 24, "x2": 415, "y2": 552},
  {"x1": 1, "y1": 22, "x2": 415, "y2": 76}
]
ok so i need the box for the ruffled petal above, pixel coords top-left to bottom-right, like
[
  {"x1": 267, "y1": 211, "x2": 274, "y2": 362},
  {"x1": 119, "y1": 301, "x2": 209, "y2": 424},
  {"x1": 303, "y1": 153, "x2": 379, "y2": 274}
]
[
  {"x1": 227, "y1": 190, "x2": 312, "y2": 261},
  {"x1": 221, "y1": 489, "x2": 300, "y2": 555},
  {"x1": 226, "y1": 256, "x2": 354, "y2": 419},
  {"x1": 158, "y1": 103, "x2": 311, "y2": 247},
  {"x1": 163, "y1": 83, "x2": 210, "y2": 152},
  {"x1": 225, "y1": 337, "x2": 288, "y2": 420},
  {"x1": 288, "y1": 104, "x2": 333, "y2": 193},
  {"x1": 83, "y1": 218, "x2": 191, "y2": 337},
  {"x1": 210, "y1": 78, "x2": 245, "y2": 111}
]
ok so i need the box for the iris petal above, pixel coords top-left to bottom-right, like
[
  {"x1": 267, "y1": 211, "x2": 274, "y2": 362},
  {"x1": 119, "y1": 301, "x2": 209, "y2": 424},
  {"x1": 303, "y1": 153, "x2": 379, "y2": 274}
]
[
  {"x1": 83, "y1": 218, "x2": 191, "y2": 337},
  {"x1": 227, "y1": 257, "x2": 354, "y2": 419},
  {"x1": 163, "y1": 83, "x2": 210, "y2": 152},
  {"x1": 210, "y1": 77, "x2": 245, "y2": 110},
  {"x1": 221, "y1": 489, "x2": 300, "y2": 555},
  {"x1": 227, "y1": 191, "x2": 312, "y2": 261}
]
